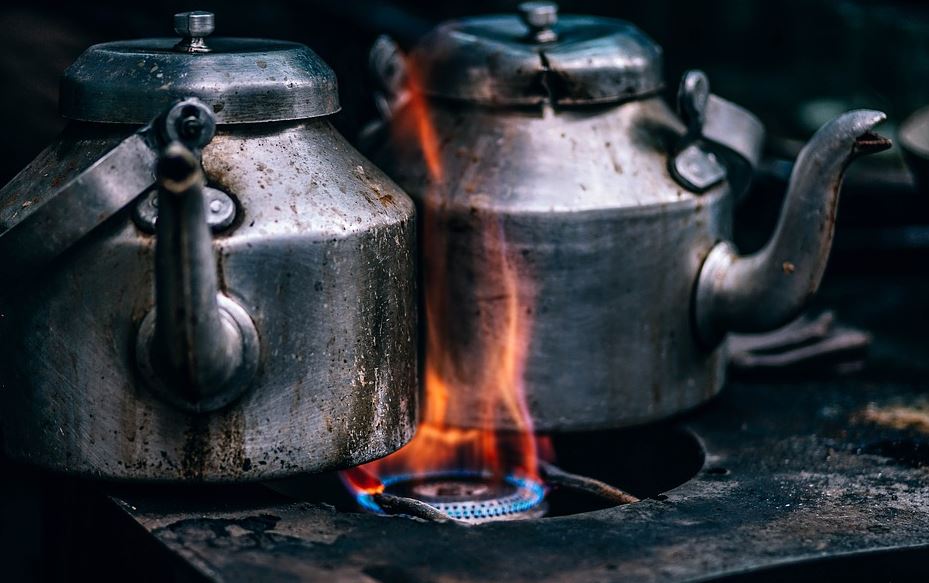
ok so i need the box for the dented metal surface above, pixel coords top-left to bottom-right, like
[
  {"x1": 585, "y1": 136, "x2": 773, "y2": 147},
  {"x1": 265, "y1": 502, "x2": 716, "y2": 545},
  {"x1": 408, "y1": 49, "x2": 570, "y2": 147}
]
[
  {"x1": 408, "y1": 5, "x2": 663, "y2": 106},
  {"x1": 372, "y1": 4, "x2": 887, "y2": 431},
  {"x1": 0, "y1": 115, "x2": 418, "y2": 481},
  {"x1": 0, "y1": 11, "x2": 419, "y2": 481},
  {"x1": 376, "y1": 96, "x2": 730, "y2": 431},
  {"x1": 59, "y1": 14, "x2": 340, "y2": 124},
  {"x1": 0, "y1": 117, "x2": 419, "y2": 481}
]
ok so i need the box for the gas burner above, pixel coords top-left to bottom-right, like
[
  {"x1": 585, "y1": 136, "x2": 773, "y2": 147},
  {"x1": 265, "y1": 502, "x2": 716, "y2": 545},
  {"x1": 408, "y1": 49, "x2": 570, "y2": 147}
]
[
  {"x1": 270, "y1": 426, "x2": 703, "y2": 522},
  {"x1": 359, "y1": 471, "x2": 547, "y2": 523}
]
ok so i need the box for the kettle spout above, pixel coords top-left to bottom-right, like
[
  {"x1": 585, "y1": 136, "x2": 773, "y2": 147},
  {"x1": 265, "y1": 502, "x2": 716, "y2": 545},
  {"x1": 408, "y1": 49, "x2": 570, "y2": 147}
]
[
  {"x1": 136, "y1": 143, "x2": 260, "y2": 412},
  {"x1": 694, "y1": 110, "x2": 890, "y2": 347}
]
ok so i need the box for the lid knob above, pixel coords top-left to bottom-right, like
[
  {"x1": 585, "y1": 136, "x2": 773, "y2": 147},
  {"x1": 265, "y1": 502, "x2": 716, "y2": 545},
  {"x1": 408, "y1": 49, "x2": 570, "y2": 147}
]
[
  {"x1": 174, "y1": 11, "x2": 214, "y2": 53},
  {"x1": 518, "y1": 1, "x2": 559, "y2": 43}
]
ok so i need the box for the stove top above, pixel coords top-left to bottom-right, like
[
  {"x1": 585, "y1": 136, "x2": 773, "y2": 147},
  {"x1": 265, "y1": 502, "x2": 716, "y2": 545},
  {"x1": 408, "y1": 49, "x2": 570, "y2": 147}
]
[
  {"x1": 89, "y1": 275, "x2": 929, "y2": 582},
  {"x1": 9, "y1": 274, "x2": 929, "y2": 582}
]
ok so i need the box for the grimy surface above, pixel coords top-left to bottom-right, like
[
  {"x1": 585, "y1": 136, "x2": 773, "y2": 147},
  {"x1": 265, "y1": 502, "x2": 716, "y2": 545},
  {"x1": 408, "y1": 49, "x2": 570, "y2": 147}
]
[{"x1": 113, "y1": 275, "x2": 929, "y2": 582}]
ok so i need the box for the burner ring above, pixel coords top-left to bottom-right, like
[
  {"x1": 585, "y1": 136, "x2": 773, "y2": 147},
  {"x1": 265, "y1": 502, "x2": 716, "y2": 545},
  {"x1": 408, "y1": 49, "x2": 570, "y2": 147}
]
[{"x1": 362, "y1": 471, "x2": 547, "y2": 523}]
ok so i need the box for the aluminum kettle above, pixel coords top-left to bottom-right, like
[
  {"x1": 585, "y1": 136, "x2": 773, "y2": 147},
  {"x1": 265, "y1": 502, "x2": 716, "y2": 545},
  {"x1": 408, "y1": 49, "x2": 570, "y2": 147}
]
[
  {"x1": 0, "y1": 12, "x2": 418, "y2": 481},
  {"x1": 369, "y1": 3, "x2": 890, "y2": 431}
]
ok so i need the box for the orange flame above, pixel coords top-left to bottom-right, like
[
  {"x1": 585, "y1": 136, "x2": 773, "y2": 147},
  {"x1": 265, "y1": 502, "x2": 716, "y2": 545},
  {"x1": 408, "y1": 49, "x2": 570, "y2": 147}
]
[{"x1": 343, "y1": 61, "x2": 544, "y2": 495}]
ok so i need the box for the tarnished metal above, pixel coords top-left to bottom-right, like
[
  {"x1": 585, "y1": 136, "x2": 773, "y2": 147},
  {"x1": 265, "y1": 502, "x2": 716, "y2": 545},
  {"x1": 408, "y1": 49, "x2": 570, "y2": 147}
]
[
  {"x1": 173, "y1": 10, "x2": 215, "y2": 53},
  {"x1": 372, "y1": 492, "x2": 456, "y2": 523},
  {"x1": 670, "y1": 70, "x2": 722, "y2": 193},
  {"x1": 135, "y1": 136, "x2": 261, "y2": 413},
  {"x1": 671, "y1": 71, "x2": 732, "y2": 193},
  {"x1": 670, "y1": 71, "x2": 764, "y2": 197},
  {"x1": 694, "y1": 110, "x2": 891, "y2": 346},
  {"x1": 59, "y1": 12, "x2": 340, "y2": 124},
  {"x1": 128, "y1": 387, "x2": 929, "y2": 581},
  {"x1": 0, "y1": 97, "x2": 222, "y2": 286},
  {"x1": 373, "y1": 7, "x2": 887, "y2": 431},
  {"x1": 377, "y1": 97, "x2": 730, "y2": 430},
  {"x1": 0, "y1": 14, "x2": 418, "y2": 481},
  {"x1": 407, "y1": 3, "x2": 663, "y2": 106},
  {"x1": 0, "y1": 118, "x2": 418, "y2": 482},
  {"x1": 0, "y1": 128, "x2": 158, "y2": 285}
]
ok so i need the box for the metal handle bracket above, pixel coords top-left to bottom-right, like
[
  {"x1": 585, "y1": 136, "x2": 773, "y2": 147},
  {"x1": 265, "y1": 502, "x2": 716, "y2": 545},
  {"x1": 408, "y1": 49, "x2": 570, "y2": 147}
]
[
  {"x1": 0, "y1": 98, "x2": 216, "y2": 285},
  {"x1": 669, "y1": 70, "x2": 765, "y2": 196}
]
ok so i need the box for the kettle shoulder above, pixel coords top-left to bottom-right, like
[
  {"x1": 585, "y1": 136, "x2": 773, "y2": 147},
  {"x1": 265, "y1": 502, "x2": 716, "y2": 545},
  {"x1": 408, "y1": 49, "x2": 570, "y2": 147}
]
[
  {"x1": 203, "y1": 119, "x2": 416, "y2": 239},
  {"x1": 384, "y1": 97, "x2": 711, "y2": 213}
]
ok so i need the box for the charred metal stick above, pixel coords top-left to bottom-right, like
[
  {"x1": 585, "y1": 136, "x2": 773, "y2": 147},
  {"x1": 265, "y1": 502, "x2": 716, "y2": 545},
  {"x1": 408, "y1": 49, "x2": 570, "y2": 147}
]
[
  {"x1": 729, "y1": 311, "x2": 835, "y2": 354},
  {"x1": 539, "y1": 461, "x2": 639, "y2": 505},
  {"x1": 372, "y1": 492, "x2": 458, "y2": 523},
  {"x1": 730, "y1": 329, "x2": 871, "y2": 370}
]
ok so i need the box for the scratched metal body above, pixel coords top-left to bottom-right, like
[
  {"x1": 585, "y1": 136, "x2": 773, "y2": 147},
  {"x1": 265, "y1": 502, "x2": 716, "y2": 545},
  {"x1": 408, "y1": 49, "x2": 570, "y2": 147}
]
[
  {"x1": 372, "y1": 4, "x2": 887, "y2": 430},
  {"x1": 378, "y1": 99, "x2": 730, "y2": 430},
  {"x1": 0, "y1": 11, "x2": 419, "y2": 481},
  {"x1": 0, "y1": 117, "x2": 417, "y2": 481}
]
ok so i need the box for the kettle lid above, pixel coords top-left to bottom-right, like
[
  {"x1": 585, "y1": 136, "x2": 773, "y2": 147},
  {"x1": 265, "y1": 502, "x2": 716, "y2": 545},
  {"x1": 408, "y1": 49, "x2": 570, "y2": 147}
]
[
  {"x1": 60, "y1": 11, "x2": 340, "y2": 124},
  {"x1": 409, "y1": 1, "x2": 663, "y2": 107}
]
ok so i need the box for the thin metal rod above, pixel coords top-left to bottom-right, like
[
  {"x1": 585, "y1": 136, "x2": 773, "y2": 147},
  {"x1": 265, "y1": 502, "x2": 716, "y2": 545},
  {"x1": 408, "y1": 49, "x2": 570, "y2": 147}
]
[
  {"x1": 539, "y1": 461, "x2": 640, "y2": 505},
  {"x1": 372, "y1": 492, "x2": 459, "y2": 523}
]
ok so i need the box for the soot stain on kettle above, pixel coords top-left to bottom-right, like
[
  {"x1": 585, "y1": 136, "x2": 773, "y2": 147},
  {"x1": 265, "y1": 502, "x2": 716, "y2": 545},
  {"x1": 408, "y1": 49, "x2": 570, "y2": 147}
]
[
  {"x1": 216, "y1": 405, "x2": 247, "y2": 475},
  {"x1": 179, "y1": 405, "x2": 246, "y2": 479},
  {"x1": 117, "y1": 380, "x2": 141, "y2": 469},
  {"x1": 181, "y1": 416, "x2": 211, "y2": 479},
  {"x1": 348, "y1": 260, "x2": 387, "y2": 454}
]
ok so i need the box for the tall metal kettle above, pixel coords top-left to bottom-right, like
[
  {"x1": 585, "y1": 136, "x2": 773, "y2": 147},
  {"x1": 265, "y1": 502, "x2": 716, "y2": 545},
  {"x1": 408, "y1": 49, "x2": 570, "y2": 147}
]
[
  {"x1": 371, "y1": 2, "x2": 890, "y2": 431},
  {"x1": 0, "y1": 12, "x2": 418, "y2": 480}
]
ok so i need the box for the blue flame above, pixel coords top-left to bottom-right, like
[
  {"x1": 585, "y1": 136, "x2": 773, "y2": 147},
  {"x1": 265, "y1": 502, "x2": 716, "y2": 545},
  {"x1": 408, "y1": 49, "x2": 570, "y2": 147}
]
[{"x1": 350, "y1": 470, "x2": 546, "y2": 520}]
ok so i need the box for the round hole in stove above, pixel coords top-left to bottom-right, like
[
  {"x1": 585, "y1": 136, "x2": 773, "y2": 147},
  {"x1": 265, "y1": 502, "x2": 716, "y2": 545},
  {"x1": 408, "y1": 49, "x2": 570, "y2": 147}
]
[
  {"x1": 542, "y1": 423, "x2": 705, "y2": 517},
  {"x1": 265, "y1": 422, "x2": 705, "y2": 522}
]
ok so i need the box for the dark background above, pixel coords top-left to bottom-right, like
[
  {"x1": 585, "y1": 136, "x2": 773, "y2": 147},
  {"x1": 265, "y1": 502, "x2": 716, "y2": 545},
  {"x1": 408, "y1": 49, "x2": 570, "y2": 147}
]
[{"x1": 1, "y1": 1, "x2": 929, "y2": 580}]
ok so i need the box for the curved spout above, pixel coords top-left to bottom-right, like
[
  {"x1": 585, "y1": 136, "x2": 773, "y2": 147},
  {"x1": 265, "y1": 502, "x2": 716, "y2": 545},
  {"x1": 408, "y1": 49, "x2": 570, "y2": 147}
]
[
  {"x1": 694, "y1": 110, "x2": 890, "y2": 347},
  {"x1": 136, "y1": 143, "x2": 259, "y2": 412}
]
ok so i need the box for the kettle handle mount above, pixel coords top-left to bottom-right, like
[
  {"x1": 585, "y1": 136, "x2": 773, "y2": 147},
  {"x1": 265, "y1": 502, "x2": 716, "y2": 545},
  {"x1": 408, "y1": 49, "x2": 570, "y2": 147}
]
[
  {"x1": 0, "y1": 97, "x2": 261, "y2": 412},
  {"x1": 134, "y1": 99, "x2": 261, "y2": 412}
]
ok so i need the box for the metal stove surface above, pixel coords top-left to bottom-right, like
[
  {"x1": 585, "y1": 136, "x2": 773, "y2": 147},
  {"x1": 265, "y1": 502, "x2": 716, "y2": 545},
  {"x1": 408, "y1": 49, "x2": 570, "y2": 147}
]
[{"x1": 103, "y1": 275, "x2": 929, "y2": 582}]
